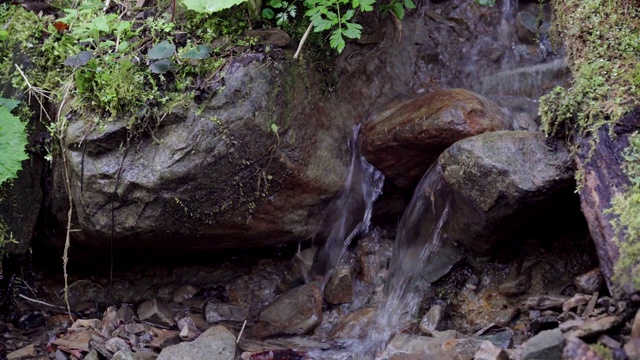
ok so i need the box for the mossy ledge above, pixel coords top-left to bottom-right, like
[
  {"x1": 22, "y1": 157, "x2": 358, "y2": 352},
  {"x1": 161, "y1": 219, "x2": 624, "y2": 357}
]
[{"x1": 539, "y1": 0, "x2": 640, "y2": 294}]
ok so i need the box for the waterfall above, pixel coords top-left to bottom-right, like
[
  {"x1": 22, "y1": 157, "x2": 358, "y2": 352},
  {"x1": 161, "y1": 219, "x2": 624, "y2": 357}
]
[
  {"x1": 310, "y1": 125, "x2": 385, "y2": 282},
  {"x1": 377, "y1": 163, "x2": 453, "y2": 330}
]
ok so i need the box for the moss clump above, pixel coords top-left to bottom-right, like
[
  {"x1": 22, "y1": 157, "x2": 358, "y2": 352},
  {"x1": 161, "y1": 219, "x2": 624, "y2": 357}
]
[
  {"x1": 609, "y1": 132, "x2": 640, "y2": 291},
  {"x1": 539, "y1": 0, "x2": 640, "y2": 138}
]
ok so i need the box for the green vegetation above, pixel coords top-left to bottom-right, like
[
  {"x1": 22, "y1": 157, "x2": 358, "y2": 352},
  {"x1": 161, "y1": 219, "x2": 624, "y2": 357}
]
[
  {"x1": 0, "y1": 98, "x2": 28, "y2": 186},
  {"x1": 539, "y1": 0, "x2": 640, "y2": 292},
  {"x1": 540, "y1": 0, "x2": 640, "y2": 139}
]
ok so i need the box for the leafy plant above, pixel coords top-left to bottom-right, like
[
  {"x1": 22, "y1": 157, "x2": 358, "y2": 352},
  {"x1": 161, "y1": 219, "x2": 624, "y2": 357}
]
[
  {"x1": 0, "y1": 98, "x2": 28, "y2": 186},
  {"x1": 181, "y1": 0, "x2": 247, "y2": 13},
  {"x1": 381, "y1": 0, "x2": 415, "y2": 20},
  {"x1": 304, "y1": 0, "x2": 374, "y2": 53},
  {"x1": 262, "y1": 0, "x2": 298, "y2": 26}
]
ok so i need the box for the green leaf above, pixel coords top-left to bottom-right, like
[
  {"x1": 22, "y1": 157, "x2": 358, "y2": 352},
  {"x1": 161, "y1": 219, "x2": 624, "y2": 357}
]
[
  {"x1": 343, "y1": 22, "x2": 362, "y2": 39},
  {"x1": 271, "y1": 123, "x2": 278, "y2": 133},
  {"x1": 149, "y1": 59, "x2": 176, "y2": 74},
  {"x1": 342, "y1": 9, "x2": 355, "y2": 21},
  {"x1": 358, "y1": 0, "x2": 374, "y2": 11},
  {"x1": 0, "y1": 98, "x2": 20, "y2": 112},
  {"x1": 403, "y1": 0, "x2": 416, "y2": 9},
  {"x1": 329, "y1": 29, "x2": 345, "y2": 53},
  {"x1": 118, "y1": 41, "x2": 130, "y2": 52},
  {"x1": 310, "y1": 14, "x2": 333, "y2": 32},
  {"x1": 262, "y1": 7, "x2": 275, "y2": 19},
  {"x1": 0, "y1": 107, "x2": 28, "y2": 186},
  {"x1": 63, "y1": 51, "x2": 94, "y2": 68},
  {"x1": 181, "y1": 0, "x2": 247, "y2": 13},
  {"x1": 92, "y1": 15, "x2": 111, "y2": 32},
  {"x1": 148, "y1": 41, "x2": 176, "y2": 59},
  {"x1": 115, "y1": 21, "x2": 132, "y2": 34},
  {"x1": 269, "y1": 0, "x2": 283, "y2": 7},
  {"x1": 181, "y1": 45, "x2": 213, "y2": 59},
  {"x1": 391, "y1": 2, "x2": 405, "y2": 19}
]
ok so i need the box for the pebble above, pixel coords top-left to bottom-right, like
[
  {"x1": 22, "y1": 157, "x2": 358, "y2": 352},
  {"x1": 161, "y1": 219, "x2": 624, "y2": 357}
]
[
  {"x1": 521, "y1": 328, "x2": 563, "y2": 360},
  {"x1": 575, "y1": 268, "x2": 604, "y2": 294},
  {"x1": 474, "y1": 340, "x2": 509, "y2": 360},
  {"x1": 137, "y1": 299, "x2": 175, "y2": 328},
  {"x1": 420, "y1": 304, "x2": 446, "y2": 336}
]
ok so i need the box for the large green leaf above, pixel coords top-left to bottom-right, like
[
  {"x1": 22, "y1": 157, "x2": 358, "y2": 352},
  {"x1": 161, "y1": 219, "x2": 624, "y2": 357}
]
[
  {"x1": 0, "y1": 105, "x2": 28, "y2": 186},
  {"x1": 181, "y1": 0, "x2": 247, "y2": 13}
]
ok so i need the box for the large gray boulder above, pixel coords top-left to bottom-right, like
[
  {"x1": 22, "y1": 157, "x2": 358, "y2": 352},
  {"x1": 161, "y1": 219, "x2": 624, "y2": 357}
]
[{"x1": 157, "y1": 325, "x2": 235, "y2": 360}]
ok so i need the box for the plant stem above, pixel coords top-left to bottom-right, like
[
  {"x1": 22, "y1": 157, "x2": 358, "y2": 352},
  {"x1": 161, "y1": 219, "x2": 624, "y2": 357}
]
[{"x1": 294, "y1": 23, "x2": 313, "y2": 59}]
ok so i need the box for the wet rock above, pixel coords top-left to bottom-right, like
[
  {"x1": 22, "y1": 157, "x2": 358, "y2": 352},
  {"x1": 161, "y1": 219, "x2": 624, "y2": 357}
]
[
  {"x1": 138, "y1": 299, "x2": 174, "y2": 328},
  {"x1": 361, "y1": 88, "x2": 511, "y2": 189},
  {"x1": 442, "y1": 338, "x2": 485, "y2": 359},
  {"x1": 563, "y1": 337, "x2": 604, "y2": 360},
  {"x1": 521, "y1": 328, "x2": 563, "y2": 360},
  {"x1": 324, "y1": 266, "x2": 353, "y2": 305},
  {"x1": 420, "y1": 304, "x2": 446, "y2": 336},
  {"x1": 480, "y1": 59, "x2": 570, "y2": 99},
  {"x1": 172, "y1": 285, "x2": 197, "y2": 303},
  {"x1": 475, "y1": 325, "x2": 514, "y2": 349},
  {"x1": 474, "y1": 340, "x2": 509, "y2": 360},
  {"x1": 250, "y1": 283, "x2": 322, "y2": 339},
  {"x1": 575, "y1": 268, "x2": 605, "y2": 294},
  {"x1": 525, "y1": 295, "x2": 570, "y2": 311},
  {"x1": 515, "y1": 10, "x2": 540, "y2": 44},
  {"x1": 205, "y1": 302, "x2": 249, "y2": 324},
  {"x1": 277, "y1": 247, "x2": 317, "y2": 293},
  {"x1": 564, "y1": 316, "x2": 623, "y2": 339},
  {"x1": 7, "y1": 344, "x2": 36, "y2": 360},
  {"x1": 244, "y1": 28, "x2": 291, "y2": 47},
  {"x1": 434, "y1": 131, "x2": 574, "y2": 255},
  {"x1": 624, "y1": 338, "x2": 640, "y2": 360},
  {"x1": 376, "y1": 334, "x2": 451, "y2": 359},
  {"x1": 498, "y1": 274, "x2": 532, "y2": 297},
  {"x1": 330, "y1": 307, "x2": 376, "y2": 341},
  {"x1": 157, "y1": 325, "x2": 235, "y2": 360}
]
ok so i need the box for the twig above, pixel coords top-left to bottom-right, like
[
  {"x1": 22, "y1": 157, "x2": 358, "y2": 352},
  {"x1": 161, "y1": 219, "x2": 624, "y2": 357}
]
[
  {"x1": 18, "y1": 294, "x2": 67, "y2": 311},
  {"x1": 294, "y1": 23, "x2": 313, "y2": 60},
  {"x1": 236, "y1": 320, "x2": 247, "y2": 344}
]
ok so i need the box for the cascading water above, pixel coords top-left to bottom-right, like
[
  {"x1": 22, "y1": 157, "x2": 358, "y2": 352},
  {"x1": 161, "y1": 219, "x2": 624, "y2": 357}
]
[
  {"x1": 310, "y1": 125, "x2": 385, "y2": 282},
  {"x1": 377, "y1": 163, "x2": 452, "y2": 330}
]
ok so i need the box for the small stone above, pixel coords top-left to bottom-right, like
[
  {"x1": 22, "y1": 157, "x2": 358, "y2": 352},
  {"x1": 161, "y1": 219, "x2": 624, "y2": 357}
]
[
  {"x1": 498, "y1": 274, "x2": 531, "y2": 297},
  {"x1": 54, "y1": 349, "x2": 68, "y2": 360},
  {"x1": 521, "y1": 328, "x2": 563, "y2": 360},
  {"x1": 149, "y1": 329, "x2": 180, "y2": 350},
  {"x1": 7, "y1": 344, "x2": 36, "y2": 360},
  {"x1": 186, "y1": 313, "x2": 211, "y2": 332},
  {"x1": 527, "y1": 316, "x2": 559, "y2": 335},
  {"x1": 106, "y1": 337, "x2": 131, "y2": 354},
  {"x1": 112, "y1": 349, "x2": 136, "y2": 360},
  {"x1": 101, "y1": 306, "x2": 120, "y2": 337},
  {"x1": 632, "y1": 308, "x2": 640, "y2": 338},
  {"x1": 420, "y1": 304, "x2": 446, "y2": 336},
  {"x1": 324, "y1": 266, "x2": 353, "y2": 305},
  {"x1": 250, "y1": 283, "x2": 322, "y2": 339},
  {"x1": 182, "y1": 297, "x2": 208, "y2": 313},
  {"x1": 624, "y1": 338, "x2": 640, "y2": 360},
  {"x1": 117, "y1": 304, "x2": 136, "y2": 323},
  {"x1": 52, "y1": 329, "x2": 95, "y2": 352},
  {"x1": 157, "y1": 325, "x2": 236, "y2": 360},
  {"x1": 330, "y1": 307, "x2": 376, "y2": 341},
  {"x1": 575, "y1": 268, "x2": 604, "y2": 294},
  {"x1": 84, "y1": 349, "x2": 100, "y2": 360},
  {"x1": 474, "y1": 340, "x2": 509, "y2": 360},
  {"x1": 559, "y1": 319, "x2": 584, "y2": 332},
  {"x1": 138, "y1": 299, "x2": 175, "y2": 328},
  {"x1": 524, "y1": 295, "x2": 569, "y2": 310},
  {"x1": 70, "y1": 318, "x2": 101, "y2": 331},
  {"x1": 172, "y1": 285, "x2": 197, "y2": 303},
  {"x1": 564, "y1": 316, "x2": 623, "y2": 339},
  {"x1": 178, "y1": 316, "x2": 202, "y2": 341},
  {"x1": 125, "y1": 323, "x2": 147, "y2": 336},
  {"x1": 563, "y1": 294, "x2": 592, "y2": 312},
  {"x1": 205, "y1": 302, "x2": 249, "y2": 324},
  {"x1": 598, "y1": 335, "x2": 621, "y2": 349}
]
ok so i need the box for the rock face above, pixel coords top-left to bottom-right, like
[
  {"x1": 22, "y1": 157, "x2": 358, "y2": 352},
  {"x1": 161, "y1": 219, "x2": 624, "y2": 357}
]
[
  {"x1": 574, "y1": 112, "x2": 640, "y2": 296},
  {"x1": 250, "y1": 283, "x2": 322, "y2": 339},
  {"x1": 439, "y1": 131, "x2": 574, "y2": 254},
  {"x1": 157, "y1": 325, "x2": 235, "y2": 360},
  {"x1": 360, "y1": 89, "x2": 512, "y2": 189}
]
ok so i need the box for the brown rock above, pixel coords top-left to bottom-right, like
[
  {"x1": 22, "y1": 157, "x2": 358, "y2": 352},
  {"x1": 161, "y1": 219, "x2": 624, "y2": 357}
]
[
  {"x1": 330, "y1": 307, "x2": 376, "y2": 340},
  {"x1": 625, "y1": 338, "x2": 640, "y2": 360},
  {"x1": 7, "y1": 344, "x2": 36, "y2": 360},
  {"x1": 563, "y1": 294, "x2": 592, "y2": 312},
  {"x1": 575, "y1": 268, "x2": 605, "y2": 294},
  {"x1": 138, "y1": 299, "x2": 174, "y2": 328},
  {"x1": 149, "y1": 329, "x2": 180, "y2": 350},
  {"x1": 324, "y1": 266, "x2": 353, "y2": 305},
  {"x1": 244, "y1": 29, "x2": 291, "y2": 47},
  {"x1": 251, "y1": 283, "x2": 323, "y2": 339},
  {"x1": 564, "y1": 315, "x2": 623, "y2": 339},
  {"x1": 52, "y1": 329, "x2": 96, "y2": 352},
  {"x1": 474, "y1": 340, "x2": 509, "y2": 360},
  {"x1": 360, "y1": 89, "x2": 511, "y2": 189}
]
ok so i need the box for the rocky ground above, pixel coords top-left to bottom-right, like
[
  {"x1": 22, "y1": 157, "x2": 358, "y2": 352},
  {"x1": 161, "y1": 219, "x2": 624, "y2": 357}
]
[{"x1": 2, "y1": 223, "x2": 638, "y2": 360}]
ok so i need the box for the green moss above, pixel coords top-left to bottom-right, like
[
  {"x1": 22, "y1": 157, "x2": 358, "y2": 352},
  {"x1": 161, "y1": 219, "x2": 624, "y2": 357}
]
[
  {"x1": 609, "y1": 132, "x2": 640, "y2": 291},
  {"x1": 590, "y1": 343, "x2": 614, "y2": 360},
  {"x1": 540, "y1": 0, "x2": 640, "y2": 138}
]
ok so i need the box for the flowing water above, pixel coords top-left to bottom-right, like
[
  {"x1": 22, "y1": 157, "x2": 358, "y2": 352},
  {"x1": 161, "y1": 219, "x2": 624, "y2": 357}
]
[{"x1": 310, "y1": 125, "x2": 385, "y2": 282}]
